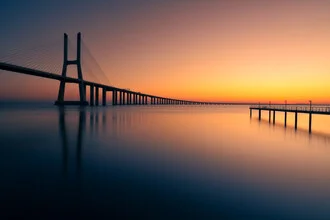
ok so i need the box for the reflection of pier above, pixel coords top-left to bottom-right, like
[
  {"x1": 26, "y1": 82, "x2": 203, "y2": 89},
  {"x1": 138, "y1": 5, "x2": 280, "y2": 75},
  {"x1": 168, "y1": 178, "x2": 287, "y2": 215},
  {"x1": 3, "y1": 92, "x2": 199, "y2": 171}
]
[
  {"x1": 250, "y1": 105, "x2": 330, "y2": 133},
  {"x1": 58, "y1": 107, "x2": 86, "y2": 177},
  {"x1": 251, "y1": 116, "x2": 330, "y2": 146}
]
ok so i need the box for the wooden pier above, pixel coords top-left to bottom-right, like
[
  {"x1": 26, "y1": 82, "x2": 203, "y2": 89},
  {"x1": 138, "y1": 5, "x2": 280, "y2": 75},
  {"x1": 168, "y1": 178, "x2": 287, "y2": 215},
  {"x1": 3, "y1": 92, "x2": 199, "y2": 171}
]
[{"x1": 249, "y1": 105, "x2": 330, "y2": 133}]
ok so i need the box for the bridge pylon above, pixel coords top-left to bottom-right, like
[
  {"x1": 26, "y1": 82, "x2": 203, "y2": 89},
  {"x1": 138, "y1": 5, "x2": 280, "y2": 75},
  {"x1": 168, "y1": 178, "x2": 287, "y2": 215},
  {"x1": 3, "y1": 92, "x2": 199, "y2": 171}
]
[{"x1": 55, "y1": 33, "x2": 88, "y2": 106}]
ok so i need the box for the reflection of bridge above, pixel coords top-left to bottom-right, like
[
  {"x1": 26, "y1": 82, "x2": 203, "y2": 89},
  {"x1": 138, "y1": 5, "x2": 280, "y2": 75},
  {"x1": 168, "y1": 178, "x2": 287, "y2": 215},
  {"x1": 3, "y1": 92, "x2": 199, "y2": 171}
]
[{"x1": 0, "y1": 33, "x2": 230, "y2": 106}]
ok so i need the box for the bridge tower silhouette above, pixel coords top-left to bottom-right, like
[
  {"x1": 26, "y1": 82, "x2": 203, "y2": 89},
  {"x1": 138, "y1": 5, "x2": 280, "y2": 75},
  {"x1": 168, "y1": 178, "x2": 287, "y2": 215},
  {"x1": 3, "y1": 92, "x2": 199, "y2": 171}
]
[{"x1": 55, "y1": 33, "x2": 88, "y2": 106}]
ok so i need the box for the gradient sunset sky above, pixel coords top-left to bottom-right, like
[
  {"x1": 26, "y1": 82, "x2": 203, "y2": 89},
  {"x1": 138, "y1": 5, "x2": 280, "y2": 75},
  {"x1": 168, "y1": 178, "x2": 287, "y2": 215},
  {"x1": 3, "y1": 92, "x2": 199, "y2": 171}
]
[{"x1": 1, "y1": 0, "x2": 330, "y2": 103}]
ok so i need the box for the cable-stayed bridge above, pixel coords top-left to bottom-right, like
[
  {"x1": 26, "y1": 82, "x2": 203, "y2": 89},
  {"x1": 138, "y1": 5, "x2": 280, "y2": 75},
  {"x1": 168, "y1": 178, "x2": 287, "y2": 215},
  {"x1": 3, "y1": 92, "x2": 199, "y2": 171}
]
[{"x1": 0, "y1": 33, "x2": 235, "y2": 106}]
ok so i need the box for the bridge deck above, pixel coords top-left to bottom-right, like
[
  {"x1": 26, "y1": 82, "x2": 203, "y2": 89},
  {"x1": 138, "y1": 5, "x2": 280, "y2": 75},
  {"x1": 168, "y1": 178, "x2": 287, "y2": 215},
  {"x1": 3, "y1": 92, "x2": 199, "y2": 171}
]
[
  {"x1": 0, "y1": 62, "x2": 162, "y2": 98},
  {"x1": 0, "y1": 61, "x2": 254, "y2": 105}
]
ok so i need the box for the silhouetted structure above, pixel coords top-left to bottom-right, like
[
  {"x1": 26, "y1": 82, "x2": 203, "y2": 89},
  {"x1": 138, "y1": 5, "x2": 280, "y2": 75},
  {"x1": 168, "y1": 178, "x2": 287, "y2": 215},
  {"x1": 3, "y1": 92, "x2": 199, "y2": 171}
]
[
  {"x1": 0, "y1": 33, "x2": 251, "y2": 106},
  {"x1": 250, "y1": 104, "x2": 330, "y2": 133},
  {"x1": 55, "y1": 33, "x2": 87, "y2": 106}
]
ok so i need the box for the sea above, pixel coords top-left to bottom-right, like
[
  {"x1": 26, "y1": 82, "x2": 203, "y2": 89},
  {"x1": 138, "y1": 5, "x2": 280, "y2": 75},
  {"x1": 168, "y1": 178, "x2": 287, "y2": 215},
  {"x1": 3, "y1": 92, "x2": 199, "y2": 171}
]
[{"x1": 1, "y1": 103, "x2": 330, "y2": 219}]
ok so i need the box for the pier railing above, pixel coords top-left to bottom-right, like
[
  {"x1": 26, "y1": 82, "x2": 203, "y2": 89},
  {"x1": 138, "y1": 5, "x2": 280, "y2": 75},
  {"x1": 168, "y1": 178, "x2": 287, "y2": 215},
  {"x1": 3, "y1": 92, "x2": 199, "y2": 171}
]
[{"x1": 249, "y1": 105, "x2": 330, "y2": 113}]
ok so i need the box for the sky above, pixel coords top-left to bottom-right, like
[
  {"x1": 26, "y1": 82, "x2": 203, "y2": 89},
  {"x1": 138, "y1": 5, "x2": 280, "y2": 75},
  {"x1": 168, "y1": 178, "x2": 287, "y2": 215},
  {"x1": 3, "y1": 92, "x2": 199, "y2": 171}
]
[{"x1": 1, "y1": 0, "x2": 330, "y2": 103}]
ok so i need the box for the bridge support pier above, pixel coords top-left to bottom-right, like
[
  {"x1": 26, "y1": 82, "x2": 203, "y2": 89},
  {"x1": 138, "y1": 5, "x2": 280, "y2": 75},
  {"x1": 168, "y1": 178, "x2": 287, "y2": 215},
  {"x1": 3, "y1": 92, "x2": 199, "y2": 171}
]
[
  {"x1": 284, "y1": 111, "x2": 287, "y2": 127},
  {"x1": 273, "y1": 110, "x2": 275, "y2": 124},
  {"x1": 268, "y1": 110, "x2": 271, "y2": 123},
  {"x1": 112, "y1": 90, "x2": 117, "y2": 106},
  {"x1": 258, "y1": 109, "x2": 261, "y2": 120},
  {"x1": 102, "y1": 88, "x2": 106, "y2": 106},
  {"x1": 95, "y1": 87, "x2": 99, "y2": 106},
  {"x1": 90, "y1": 85, "x2": 94, "y2": 106},
  {"x1": 55, "y1": 33, "x2": 88, "y2": 106}
]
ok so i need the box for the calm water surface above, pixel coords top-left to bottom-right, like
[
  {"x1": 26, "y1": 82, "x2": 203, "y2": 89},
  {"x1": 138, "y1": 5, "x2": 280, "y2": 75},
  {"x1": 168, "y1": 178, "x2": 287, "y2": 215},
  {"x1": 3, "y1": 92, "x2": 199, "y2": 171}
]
[{"x1": 1, "y1": 104, "x2": 330, "y2": 219}]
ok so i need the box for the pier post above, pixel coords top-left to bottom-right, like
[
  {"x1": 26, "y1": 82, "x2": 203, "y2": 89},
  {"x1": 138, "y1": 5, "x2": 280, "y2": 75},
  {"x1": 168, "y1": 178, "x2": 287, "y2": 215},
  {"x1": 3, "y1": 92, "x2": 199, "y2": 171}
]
[
  {"x1": 309, "y1": 112, "x2": 312, "y2": 133},
  {"x1": 295, "y1": 110, "x2": 298, "y2": 130},
  {"x1": 90, "y1": 85, "x2": 94, "y2": 106},
  {"x1": 102, "y1": 88, "x2": 106, "y2": 106},
  {"x1": 273, "y1": 110, "x2": 275, "y2": 124},
  {"x1": 250, "y1": 109, "x2": 252, "y2": 118},
  {"x1": 258, "y1": 109, "x2": 261, "y2": 120},
  {"x1": 284, "y1": 111, "x2": 287, "y2": 127},
  {"x1": 268, "y1": 110, "x2": 271, "y2": 123}
]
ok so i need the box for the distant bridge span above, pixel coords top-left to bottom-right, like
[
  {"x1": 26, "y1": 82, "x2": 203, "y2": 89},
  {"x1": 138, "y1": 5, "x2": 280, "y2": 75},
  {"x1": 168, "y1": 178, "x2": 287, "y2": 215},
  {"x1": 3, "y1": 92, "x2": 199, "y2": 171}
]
[{"x1": 0, "y1": 33, "x2": 246, "y2": 106}]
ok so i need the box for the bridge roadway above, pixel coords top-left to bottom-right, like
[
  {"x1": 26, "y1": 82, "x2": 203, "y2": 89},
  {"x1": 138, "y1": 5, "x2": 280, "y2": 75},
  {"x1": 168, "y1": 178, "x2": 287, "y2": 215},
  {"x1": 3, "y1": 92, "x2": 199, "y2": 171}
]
[{"x1": 0, "y1": 62, "x2": 249, "y2": 106}]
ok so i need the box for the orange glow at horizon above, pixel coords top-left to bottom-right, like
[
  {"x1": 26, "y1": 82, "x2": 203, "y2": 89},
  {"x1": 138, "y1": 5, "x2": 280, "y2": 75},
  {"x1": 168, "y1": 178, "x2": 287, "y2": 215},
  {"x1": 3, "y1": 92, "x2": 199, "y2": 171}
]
[{"x1": 2, "y1": 1, "x2": 330, "y2": 103}]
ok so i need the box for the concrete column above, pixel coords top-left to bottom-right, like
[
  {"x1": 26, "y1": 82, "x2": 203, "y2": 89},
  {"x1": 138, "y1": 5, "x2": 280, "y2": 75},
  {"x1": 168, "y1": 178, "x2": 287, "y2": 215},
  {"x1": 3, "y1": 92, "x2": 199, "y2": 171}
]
[
  {"x1": 119, "y1": 92, "x2": 123, "y2": 105},
  {"x1": 102, "y1": 88, "x2": 106, "y2": 106},
  {"x1": 112, "y1": 90, "x2": 116, "y2": 106},
  {"x1": 258, "y1": 109, "x2": 261, "y2": 120},
  {"x1": 90, "y1": 85, "x2": 94, "y2": 106},
  {"x1": 273, "y1": 110, "x2": 275, "y2": 124},
  {"x1": 95, "y1": 87, "x2": 99, "y2": 106},
  {"x1": 139, "y1": 95, "x2": 141, "y2": 105}
]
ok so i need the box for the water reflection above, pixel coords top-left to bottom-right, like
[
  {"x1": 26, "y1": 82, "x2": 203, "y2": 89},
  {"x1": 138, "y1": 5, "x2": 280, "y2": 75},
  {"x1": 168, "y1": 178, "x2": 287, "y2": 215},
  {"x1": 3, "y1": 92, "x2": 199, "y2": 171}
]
[
  {"x1": 3, "y1": 106, "x2": 330, "y2": 219},
  {"x1": 58, "y1": 107, "x2": 86, "y2": 177},
  {"x1": 252, "y1": 117, "x2": 330, "y2": 146}
]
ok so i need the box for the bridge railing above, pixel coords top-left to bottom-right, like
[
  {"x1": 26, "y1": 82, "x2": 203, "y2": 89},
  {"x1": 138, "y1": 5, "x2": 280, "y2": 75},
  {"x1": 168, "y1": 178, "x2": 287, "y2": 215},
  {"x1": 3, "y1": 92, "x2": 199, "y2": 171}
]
[{"x1": 250, "y1": 105, "x2": 330, "y2": 113}]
